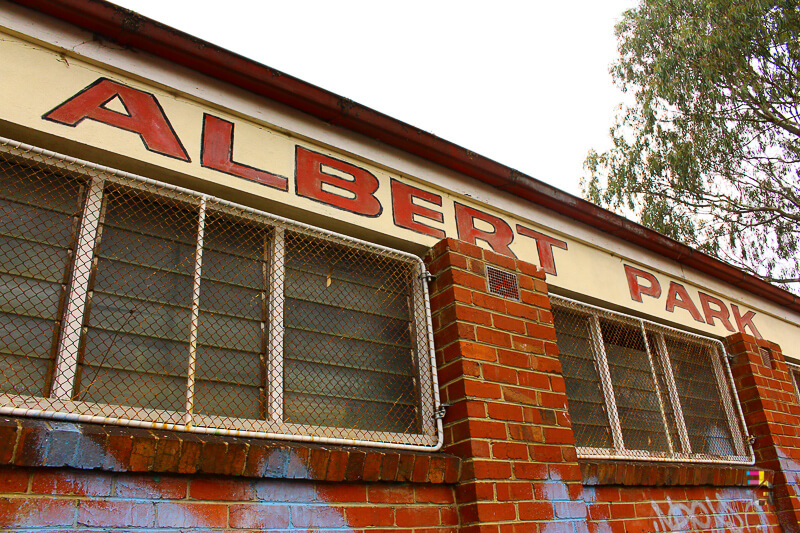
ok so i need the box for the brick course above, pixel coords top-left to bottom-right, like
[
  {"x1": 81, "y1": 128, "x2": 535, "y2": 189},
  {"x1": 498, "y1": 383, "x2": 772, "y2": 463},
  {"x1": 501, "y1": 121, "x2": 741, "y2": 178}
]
[
  {"x1": 584, "y1": 485, "x2": 782, "y2": 533},
  {"x1": 0, "y1": 466, "x2": 458, "y2": 531},
  {"x1": 0, "y1": 416, "x2": 459, "y2": 484}
]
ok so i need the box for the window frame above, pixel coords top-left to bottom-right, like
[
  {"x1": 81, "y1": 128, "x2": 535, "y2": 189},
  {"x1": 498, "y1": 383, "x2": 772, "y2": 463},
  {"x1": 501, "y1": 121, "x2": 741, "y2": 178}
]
[
  {"x1": 788, "y1": 362, "x2": 800, "y2": 404},
  {"x1": 552, "y1": 295, "x2": 753, "y2": 464},
  {"x1": 0, "y1": 140, "x2": 442, "y2": 451}
]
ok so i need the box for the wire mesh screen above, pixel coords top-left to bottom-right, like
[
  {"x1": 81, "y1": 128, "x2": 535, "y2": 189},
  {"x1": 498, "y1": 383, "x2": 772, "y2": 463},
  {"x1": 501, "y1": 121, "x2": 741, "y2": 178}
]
[
  {"x1": 195, "y1": 211, "x2": 270, "y2": 421},
  {"x1": 791, "y1": 365, "x2": 800, "y2": 403},
  {"x1": 283, "y1": 233, "x2": 420, "y2": 434},
  {"x1": 0, "y1": 140, "x2": 438, "y2": 449},
  {"x1": 664, "y1": 338, "x2": 736, "y2": 456},
  {"x1": 77, "y1": 188, "x2": 197, "y2": 413},
  {"x1": 551, "y1": 308, "x2": 612, "y2": 449},
  {"x1": 599, "y1": 319, "x2": 671, "y2": 453},
  {"x1": 0, "y1": 162, "x2": 85, "y2": 398},
  {"x1": 645, "y1": 333, "x2": 682, "y2": 453},
  {"x1": 552, "y1": 296, "x2": 751, "y2": 464}
]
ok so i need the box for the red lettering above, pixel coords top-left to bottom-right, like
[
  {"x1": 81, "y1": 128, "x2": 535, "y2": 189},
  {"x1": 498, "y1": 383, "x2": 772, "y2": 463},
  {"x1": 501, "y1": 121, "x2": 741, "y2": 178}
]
[
  {"x1": 622, "y1": 265, "x2": 662, "y2": 302},
  {"x1": 295, "y1": 146, "x2": 381, "y2": 216},
  {"x1": 665, "y1": 282, "x2": 704, "y2": 322},
  {"x1": 201, "y1": 114, "x2": 287, "y2": 190},
  {"x1": 44, "y1": 78, "x2": 189, "y2": 161},
  {"x1": 454, "y1": 203, "x2": 515, "y2": 257},
  {"x1": 699, "y1": 292, "x2": 735, "y2": 332},
  {"x1": 516, "y1": 225, "x2": 568, "y2": 276},
  {"x1": 731, "y1": 304, "x2": 762, "y2": 339},
  {"x1": 391, "y1": 179, "x2": 445, "y2": 238}
]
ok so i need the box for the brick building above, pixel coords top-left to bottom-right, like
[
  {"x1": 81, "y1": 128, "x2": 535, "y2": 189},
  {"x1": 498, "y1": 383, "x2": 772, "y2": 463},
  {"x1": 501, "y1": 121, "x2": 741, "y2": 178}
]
[{"x1": 0, "y1": 1, "x2": 799, "y2": 531}]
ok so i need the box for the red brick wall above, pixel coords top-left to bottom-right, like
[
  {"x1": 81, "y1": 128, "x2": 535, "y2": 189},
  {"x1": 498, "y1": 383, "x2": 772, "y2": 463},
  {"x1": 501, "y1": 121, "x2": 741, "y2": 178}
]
[
  {"x1": 728, "y1": 333, "x2": 800, "y2": 532},
  {"x1": 580, "y1": 461, "x2": 779, "y2": 532},
  {"x1": 425, "y1": 238, "x2": 586, "y2": 532},
  {"x1": 584, "y1": 485, "x2": 781, "y2": 533},
  {"x1": 0, "y1": 415, "x2": 461, "y2": 531},
  {"x1": 0, "y1": 466, "x2": 458, "y2": 531}
]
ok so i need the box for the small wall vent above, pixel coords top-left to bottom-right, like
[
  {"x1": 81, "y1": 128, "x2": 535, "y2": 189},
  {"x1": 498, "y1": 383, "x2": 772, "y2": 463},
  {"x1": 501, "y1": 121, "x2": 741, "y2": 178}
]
[
  {"x1": 759, "y1": 346, "x2": 773, "y2": 368},
  {"x1": 486, "y1": 266, "x2": 520, "y2": 301}
]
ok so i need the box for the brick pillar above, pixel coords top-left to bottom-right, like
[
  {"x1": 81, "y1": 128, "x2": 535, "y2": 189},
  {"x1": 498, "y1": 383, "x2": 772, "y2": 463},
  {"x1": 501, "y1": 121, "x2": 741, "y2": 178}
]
[
  {"x1": 425, "y1": 238, "x2": 586, "y2": 533},
  {"x1": 727, "y1": 332, "x2": 800, "y2": 532}
]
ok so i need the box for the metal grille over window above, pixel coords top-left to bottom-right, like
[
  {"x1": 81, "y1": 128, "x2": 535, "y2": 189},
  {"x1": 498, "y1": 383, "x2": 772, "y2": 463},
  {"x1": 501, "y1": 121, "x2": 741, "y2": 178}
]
[
  {"x1": 789, "y1": 364, "x2": 800, "y2": 404},
  {"x1": 552, "y1": 296, "x2": 751, "y2": 464},
  {"x1": 0, "y1": 139, "x2": 440, "y2": 450}
]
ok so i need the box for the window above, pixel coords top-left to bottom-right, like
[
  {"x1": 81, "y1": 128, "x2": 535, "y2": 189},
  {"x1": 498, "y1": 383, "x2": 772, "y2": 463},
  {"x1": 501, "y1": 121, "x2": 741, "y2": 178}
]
[
  {"x1": 789, "y1": 363, "x2": 800, "y2": 403},
  {"x1": 552, "y1": 296, "x2": 751, "y2": 463},
  {"x1": 0, "y1": 143, "x2": 439, "y2": 449}
]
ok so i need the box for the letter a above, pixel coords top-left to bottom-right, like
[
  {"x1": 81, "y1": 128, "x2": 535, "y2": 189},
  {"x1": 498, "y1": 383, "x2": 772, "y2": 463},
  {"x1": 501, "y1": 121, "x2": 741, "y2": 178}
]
[{"x1": 44, "y1": 78, "x2": 190, "y2": 161}]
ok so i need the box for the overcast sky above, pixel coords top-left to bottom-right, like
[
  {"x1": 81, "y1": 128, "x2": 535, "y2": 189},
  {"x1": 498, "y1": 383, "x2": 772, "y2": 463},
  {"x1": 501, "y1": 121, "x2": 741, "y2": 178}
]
[{"x1": 108, "y1": 1, "x2": 639, "y2": 196}]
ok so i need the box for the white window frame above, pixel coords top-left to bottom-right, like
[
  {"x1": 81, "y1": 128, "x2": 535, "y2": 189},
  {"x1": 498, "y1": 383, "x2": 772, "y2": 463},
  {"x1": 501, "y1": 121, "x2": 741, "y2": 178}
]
[
  {"x1": 552, "y1": 295, "x2": 753, "y2": 464},
  {"x1": 0, "y1": 138, "x2": 443, "y2": 452}
]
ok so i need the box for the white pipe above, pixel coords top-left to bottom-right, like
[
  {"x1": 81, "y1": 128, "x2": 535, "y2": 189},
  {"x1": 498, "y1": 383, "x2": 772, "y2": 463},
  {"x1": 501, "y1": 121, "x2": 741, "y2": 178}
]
[{"x1": 421, "y1": 268, "x2": 444, "y2": 452}]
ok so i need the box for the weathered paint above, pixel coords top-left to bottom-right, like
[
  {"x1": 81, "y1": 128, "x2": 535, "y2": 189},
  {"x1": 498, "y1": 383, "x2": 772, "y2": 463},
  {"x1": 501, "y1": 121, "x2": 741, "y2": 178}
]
[
  {"x1": 12, "y1": 0, "x2": 800, "y2": 323},
  {"x1": 0, "y1": 25, "x2": 798, "y2": 354}
]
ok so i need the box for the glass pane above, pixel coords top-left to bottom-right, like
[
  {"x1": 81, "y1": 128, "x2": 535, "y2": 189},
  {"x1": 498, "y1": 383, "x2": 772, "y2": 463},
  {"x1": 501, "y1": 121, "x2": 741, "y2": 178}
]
[
  {"x1": 194, "y1": 213, "x2": 268, "y2": 420},
  {"x1": 0, "y1": 162, "x2": 83, "y2": 397},
  {"x1": 600, "y1": 319, "x2": 670, "y2": 452},
  {"x1": 646, "y1": 333, "x2": 681, "y2": 451},
  {"x1": 666, "y1": 338, "x2": 735, "y2": 456},
  {"x1": 283, "y1": 233, "x2": 419, "y2": 434},
  {"x1": 77, "y1": 189, "x2": 196, "y2": 416},
  {"x1": 552, "y1": 308, "x2": 612, "y2": 449}
]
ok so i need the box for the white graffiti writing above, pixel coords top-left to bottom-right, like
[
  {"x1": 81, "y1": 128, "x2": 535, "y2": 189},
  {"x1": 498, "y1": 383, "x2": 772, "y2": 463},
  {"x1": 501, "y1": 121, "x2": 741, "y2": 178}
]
[{"x1": 651, "y1": 493, "x2": 769, "y2": 532}]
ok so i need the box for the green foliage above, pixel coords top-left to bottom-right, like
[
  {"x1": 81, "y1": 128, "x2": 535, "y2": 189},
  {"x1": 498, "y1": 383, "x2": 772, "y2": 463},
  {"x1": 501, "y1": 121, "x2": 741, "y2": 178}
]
[{"x1": 584, "y1": 0, "x2": 800, "y2": 289}]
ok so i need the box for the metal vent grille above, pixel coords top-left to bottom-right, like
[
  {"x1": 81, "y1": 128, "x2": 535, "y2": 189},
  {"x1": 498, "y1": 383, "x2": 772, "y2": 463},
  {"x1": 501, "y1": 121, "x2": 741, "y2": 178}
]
[
  {"x1": 552, "y1": 295, "x2": 751, "y2": 464},
  {"x1": 0, "y1": 138, "x2": 441, "y2": 450},
  {"x1": 486, "y1": 266, "x2": 520, "y2": 300},
  {"x1": 759, "y1": 346, "x2": 773, "y2": 368}
]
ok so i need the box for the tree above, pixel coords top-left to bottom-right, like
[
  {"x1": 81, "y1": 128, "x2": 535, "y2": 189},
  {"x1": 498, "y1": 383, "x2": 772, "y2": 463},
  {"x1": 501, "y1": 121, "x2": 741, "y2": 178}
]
[{"x1": 584, "y1": 0, "x2": 800, "y2": 290}]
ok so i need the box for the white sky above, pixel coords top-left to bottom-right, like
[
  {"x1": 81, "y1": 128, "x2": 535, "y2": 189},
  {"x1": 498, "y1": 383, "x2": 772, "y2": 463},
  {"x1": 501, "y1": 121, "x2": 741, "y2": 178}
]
[{"x1": 108, "y1": 0, "x2": 639, "y2": 196}]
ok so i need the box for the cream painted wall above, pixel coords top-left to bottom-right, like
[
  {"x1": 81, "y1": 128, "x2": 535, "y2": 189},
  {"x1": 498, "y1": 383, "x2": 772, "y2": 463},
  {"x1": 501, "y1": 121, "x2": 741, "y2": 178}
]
[{"x1": 0, "y1": 9, "x2": 798, "y2": 356}]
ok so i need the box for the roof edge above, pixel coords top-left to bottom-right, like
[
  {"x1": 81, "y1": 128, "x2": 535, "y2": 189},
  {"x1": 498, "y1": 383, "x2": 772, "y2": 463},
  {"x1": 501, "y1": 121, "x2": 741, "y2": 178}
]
[{"x1": 9, "y1": 0, "x2": 800, "y2": 314}]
